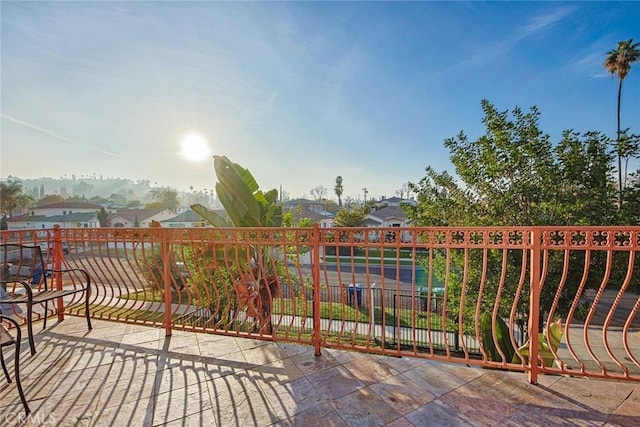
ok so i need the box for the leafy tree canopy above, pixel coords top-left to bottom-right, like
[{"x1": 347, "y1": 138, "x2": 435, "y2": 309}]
[
  {"x1": 406, "y1": 100, "x2": 625, "y2": 227},
  {"x1": 333, "y1": 207, "x2": 366, "y2": 227},
  {"x1": 147, "y1": 187, "x2": 180, "y2": 211},
  {"x1": 405, "y1": 100, "x2": 640, "y2": 321}
]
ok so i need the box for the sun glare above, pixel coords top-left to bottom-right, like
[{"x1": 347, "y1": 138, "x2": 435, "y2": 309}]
[{"x1": 179, "y1": 131, "x2": 212, "y2": 163}]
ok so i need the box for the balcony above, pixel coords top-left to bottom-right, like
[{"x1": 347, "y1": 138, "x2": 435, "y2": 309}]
[
  {"x1": 1, "y1": 225, "x2": 640, "y2": 424},
  {"x1": 1, "y1": 316, "x2": 639, "y2": 426}
]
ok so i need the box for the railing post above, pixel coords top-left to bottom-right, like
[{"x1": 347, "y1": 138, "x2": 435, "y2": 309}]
[
  {"x1": 161, "y1": 229, "x2": 172, "y2": 337},
  {"x1": 53, "y1": 225, "x2": 64, "y2": 322},
  {"x1": 528, "y1": 229, "x2": 541, "y2": 384},
  {"x1": 312, "y1": 223, "x2": 321, "y2": 356}
]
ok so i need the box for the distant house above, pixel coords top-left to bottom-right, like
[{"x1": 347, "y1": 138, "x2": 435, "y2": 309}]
[
  {"x1": 8, "y1": 212, "x2": 100, "y2": 229},
  {"x1": 374, "y1": 197, "x2": 416, "y2": 208},
  {"x1": 161, "y1": 209, "x2": 223, "y2": 228},
  {"x1": 29, "y1": 201, "x2": 104, "y2": 217},
  {"x1": 364, "y1": 206, "x2": 411, "y2": 242},
  {"x1": 6, "y1": 201, "x2": 103, "y2": 229},
  {"x1": 108, "y1": 208, "x2": 176, "y2": 227},
  {"x1": 281, "y1": 199, "x2": 327, "y2": 214},
  {"x1": 284, "y1": 208, "x2": 334, "y2": 228},
  {"x1": 365, "y1": 206, "x2": 409, "y2": 228}
]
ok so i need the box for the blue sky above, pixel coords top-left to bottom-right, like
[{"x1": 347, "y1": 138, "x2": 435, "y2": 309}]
[{"x1": 1, "y1": 1, "x2": 639, "y2": 201}]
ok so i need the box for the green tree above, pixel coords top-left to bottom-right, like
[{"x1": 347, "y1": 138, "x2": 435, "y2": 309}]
[
  {"x1": 410, "y1": 101, "x2": 618, "y2": 227},
  {"x1": 97, "y1": 207, "x2": 109, "y2": 227},
  {"x1": 147, "y1": 187, "x2": 180, "y2": 211},
  {"x1": 621, "y1": 171, "x2": 640, "y2": 224},
  {"x1": 108, "y1": 193, "x2": 128, "y2": 207},
  {"x1": 0, "y1": 178, "x2": 33, "y2": 215},
  {"x1": 554, "y1": 130, "x2": 617, "y2": 225},
  {"x1": 283, "y1": 206, "x2": 314, "y2": 227},
  {"x1": 333, "y1": 207, "x2": 365, "y2": 227},
  {"x1": 334, "y1": 176, "x2": 344, "y2": 207},
  {"x1": 604, "y1": 39, "x2": 640, "y2": 207},
  {"x1": 405, "y1": 100, "x2": 621, "y2": 323}
]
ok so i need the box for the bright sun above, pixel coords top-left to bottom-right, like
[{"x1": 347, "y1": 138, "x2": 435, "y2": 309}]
[{"x1": 178, "y1": 131, "x2": 212, "y2": 163}]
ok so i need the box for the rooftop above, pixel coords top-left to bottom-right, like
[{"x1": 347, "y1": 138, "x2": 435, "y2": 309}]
[{"x1": 1, "y1": 316, "x2": 638, "y2": 426}]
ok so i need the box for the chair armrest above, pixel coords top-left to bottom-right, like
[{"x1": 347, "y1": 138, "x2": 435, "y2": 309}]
[
  {"x1": 1, "y1": 280, "x2": 34, "y2": 299},
  {"x1": 1, "y1": 315, "x2": 18, "y2": 346},
  {"x1": 1, "y1": 313, "x2": 20, "y2": 329}
]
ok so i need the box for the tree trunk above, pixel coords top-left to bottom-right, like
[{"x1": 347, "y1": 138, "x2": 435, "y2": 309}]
[{"x1": 616, "y1": 78, "x2": 623, "y2": 210}]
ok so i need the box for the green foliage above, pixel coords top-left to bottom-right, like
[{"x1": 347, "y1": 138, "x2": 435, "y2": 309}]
[
  {"x1": 140, "y1": 246, "x2": 188, "y2": 293},
  {"x1": 479, "y1": 313, "x2": 563, "y2": 368},
  {"x1": 181, "y1": 245, "x2": 239, "y2": 326},
  {"x1": 282, "y1": 205, "x2": 314, "y2": 228},
  {"x1": 573, "y1": 301, "x2": 591, "y2": 322},
  {"x1": 554, "y1": 130, "x2": 617, "y2": 225},
  {"x1": 191, "y1": 155, "x2": 284, "y2": 334},
  {"x1": 405, "y1": 100, "x2": 637, "y2": 323},
  {"x1": 1, "y1": 178, "x2": 33, "y2": 215},
  {"x1": 407, "y1": 102, "x2": 621, "y2": 226},
  {"x1": 479, "y1": 312, "x2": 516, "y2": 363},
  {"x1": 97, "y1": 207, "x2": 109, "y2": 227},
  {"x1": 334, "y1": 176, "x2": 344, "y2": 207},
  {"x1": 515, "y1": 319, "x2": 563, "y2": 367},
  {"x1": 333, "y1": 207, "x2": 366, "y2": 227},
  {"x1": 192, "y1": 155, "x2": 282, "y2": 228},
  {"x1": 147, "y1": 187, "x2": 180, "y2": 211}
]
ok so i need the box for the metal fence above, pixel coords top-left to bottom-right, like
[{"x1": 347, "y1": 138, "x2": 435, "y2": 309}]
[{"x1": 1, "y1": 225, "x2": 638, "y2": 384}]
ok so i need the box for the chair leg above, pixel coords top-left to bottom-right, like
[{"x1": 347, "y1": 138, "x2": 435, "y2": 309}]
[
  {"x1": 1, "y1": 346, "x2": 10, "y2": 382},
  {"x1": 1, "y1": 317, "x2": 30, "y2": 414},
  {"x1": 43, "y1": 300, "x2": 48, "y2": 330},
  {"x1": 13, "y1": 327, "x2": 30, "y2": 414},
  {"x1": 26, "y1": 304, "x2": 36, "y2": 356},
  {"x1": 85, "y1": 292, "x2": 92, "y2": 331}
]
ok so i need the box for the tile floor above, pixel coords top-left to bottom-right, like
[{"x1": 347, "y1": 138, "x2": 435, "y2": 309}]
[{"x1": 0, "y1": 317, "x2": 639, "y2": 426}]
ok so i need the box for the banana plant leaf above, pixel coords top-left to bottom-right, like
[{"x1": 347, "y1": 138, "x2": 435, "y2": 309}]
[
  {"x1": 214, "y1": 155, "x2": 261, "y2": 227},
  {"x1": 512, "y1": 319, "x2": 563, "y2": 367},
  {"x1": 191, "y1": 204, "x2": 230, "y2": 227},
  {"x1": 480, "y1": 312, "x2": 516, "y2": 363}
]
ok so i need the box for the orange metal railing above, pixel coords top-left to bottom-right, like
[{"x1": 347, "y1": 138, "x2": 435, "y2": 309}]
[{"x1": 1, "y1": 225, "x2": 638, "y2": 384}]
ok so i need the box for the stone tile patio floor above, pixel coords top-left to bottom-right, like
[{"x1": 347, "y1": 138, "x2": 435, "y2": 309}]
[{"x1": 1, "y1": 317, "x2": 639, "y2": 426}]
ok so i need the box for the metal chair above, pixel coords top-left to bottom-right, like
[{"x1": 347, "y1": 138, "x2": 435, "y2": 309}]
[
  {"x1": 1, "y1": 314, "x2": 30, "y2": 414},
  {"x1": 0, "y1": 243, "x2": 92, "y2": 355}
]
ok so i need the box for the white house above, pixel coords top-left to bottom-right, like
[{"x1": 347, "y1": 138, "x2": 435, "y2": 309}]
[
  {"x1": 108, "y1": 208, "x2": 176, "y2": 227},
  {"x1": 8, "y1": 212, "x2": 100, "y2": 229},
  {"x1": 161, "y1": 209, "x2": 220, "y2": 228},
  {"x1": 374, "y1": 197, "x2": 416, "y2": 208},
  {"x1": 365, "y1": 206, "x2": 409, "y2": 228},
  {"x1": 29, "y1": 201, "x2": 104, "y2": 217},
  {"x1": 363, "y1": 206, "x2": 412, "y2": 242}
]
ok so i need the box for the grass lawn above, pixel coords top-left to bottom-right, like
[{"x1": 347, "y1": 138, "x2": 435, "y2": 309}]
[{"x1": 118, "y1": 290, "x2": 454, "y2": 331}]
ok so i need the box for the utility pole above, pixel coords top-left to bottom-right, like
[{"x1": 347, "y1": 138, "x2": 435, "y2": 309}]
[{"x1": 362, "y1": 187, "x2": 368, "y2": 205}]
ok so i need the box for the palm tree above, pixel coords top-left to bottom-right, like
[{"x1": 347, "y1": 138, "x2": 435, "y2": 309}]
[
  {"x1": 334, "y1": 176, "x2": 344, "y2": 207},
  {"x1": 604, "y1": 39, "x2": 640, "y2": 207},
  {"x1": 0, "y1": 178, "x2": 28, "y2": 216}
]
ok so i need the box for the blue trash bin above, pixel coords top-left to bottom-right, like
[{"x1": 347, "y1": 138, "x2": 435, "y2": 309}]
[{"x1": 348, "y1": 284, "x2": 363, "y2": 306}]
